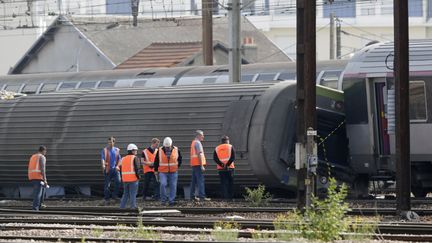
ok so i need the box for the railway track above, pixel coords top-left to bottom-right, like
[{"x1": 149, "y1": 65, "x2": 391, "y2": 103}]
[
  {"x1": 2, "y1": 205, "x2": 432, "y2": 216},
  {"x1": 2, "y1": 222, "x2": 432, "y2": 242}
]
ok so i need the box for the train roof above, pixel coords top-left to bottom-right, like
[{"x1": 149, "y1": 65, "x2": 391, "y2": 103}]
[{"x1": 344, "y1": 39, "x2": 432, "y2": 78}]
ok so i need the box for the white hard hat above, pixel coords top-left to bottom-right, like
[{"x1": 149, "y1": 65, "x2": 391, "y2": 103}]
[
  {"x1": 163, "y1": 137, "x2": 172, "y2": 147},
  {"x1": 127, "y1": 143, "x2": 138, "y2": 151}
]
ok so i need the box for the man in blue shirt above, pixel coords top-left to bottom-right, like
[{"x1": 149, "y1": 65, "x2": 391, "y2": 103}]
[{"x1": 101, "y1": 136, "x2": 121, "y2": 205}]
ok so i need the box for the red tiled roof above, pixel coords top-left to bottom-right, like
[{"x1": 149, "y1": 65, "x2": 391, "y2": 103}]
[{"x1": 116, "y1": 42, "x2": 203, "y2": 69}]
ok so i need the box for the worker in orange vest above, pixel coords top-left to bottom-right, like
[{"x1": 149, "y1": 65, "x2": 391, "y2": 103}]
[
  {"x1": 214, "y1": 136, "x2": 236, "y2": 199},
  {"x1": 101, "y1": 136, "x2": 121, "y2": 205},
  {"x1": 118, "y1": 144, "x2": 141, "y2": 209},
  {"x1": 141, "y1": 138, "x2": 160, "y2": 200},
  {"x1": 28, "y1": 146, "x2": 48, "y2": 211},
  {"x1": 154, "y1": 137, "x2": 182, "y2": 206},
  {"x1": 189, "y1": 130, "x2": 210, "y2": 201}
]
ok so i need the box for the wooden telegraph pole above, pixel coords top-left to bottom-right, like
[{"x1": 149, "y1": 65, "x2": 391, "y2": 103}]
[{"x1": 296, "y1": 0, "x2": 317, "y2": 210}]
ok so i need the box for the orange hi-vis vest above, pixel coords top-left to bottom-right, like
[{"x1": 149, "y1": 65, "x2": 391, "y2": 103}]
[
  {"x1": 104, "y1": 147, "x2": 120, "y2": 173},
  {"x1": 190, "y1": 140, "x2": 206, "y2": 166},
  {"x1": 121, "y1": 155, "x2": 139, "y2": 182},
  {"x1": 28, "y1": 153, "x2": 43, "y2": 181},
  {"x1": 143, "y1": 148, "x2": 158, "y2": 173},
  {"x1": 158, "y1": 146, "x2": 179, "y2": 173},
  {"x1": 215, "y1": 144, "x2": 235, "y2": 170}
]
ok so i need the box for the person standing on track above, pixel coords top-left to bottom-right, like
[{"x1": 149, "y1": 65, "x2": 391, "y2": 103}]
[
  {"x1": 190, "y1": 130, "x2": 210, "y2": 201},
  {"x1": 214, "y1": 135, "x2": 236, "y2": 199},
  {"x1": 141, "y1": 138, "x2": 160, "y2": 200},
  {"x1": 118, "y1": 144, "x2": 141, "y2": 209},
  {"x1": 28, "y1": 145, "x2": 48, "y2": 211},
  {"x1": 101, "y1": 136, "x2": 121, "y2": 205},
  {"x1": 154, "y1": 137, "x2": 182, "y2": 206}
]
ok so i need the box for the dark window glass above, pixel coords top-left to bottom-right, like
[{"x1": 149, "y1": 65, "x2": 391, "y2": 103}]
[
  {"x1": 21, "y1": 84, "x2": 40, "y2": 94},
  {"x1": 278, "y1": 72, "x2": 296, "y2": 80},
  {"x1": 409, "y1": 81, "x2": 427, "y2": 121},
  {"x1": 241, "y1": 74, "x2": 255, "y2": 82},
  {"x1": 98, "y1": 81, "x2": 116, "y2": 88},
  {"x1": 256, "y1": 73, "x2": 276, "y2": 81},
  {"x1": 5, "y1": 84, "x2": 22, "y2": 92},
  {"x1": 78, "y1": 82, "x2": 97, "y2": 89},
  {"x1": 59, "y1": 82, "x2": 77, "y2": 90},
  {"x1": 323, "y1": 0, "x2": 356, "y2": 18},
  {"x1": 133, "y1": 80, "x2": 147, "y2": 87},
  {"x1": 40, "y1": 83, "x2": 58, "y2": 93}
]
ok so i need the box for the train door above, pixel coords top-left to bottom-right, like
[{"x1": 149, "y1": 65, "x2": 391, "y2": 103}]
[
  {"x1": 373, "y1": 81, "x2": 390, "y2": 156},
  {"x1": 369, "y1": 78, "x2": 392, "y2": 172}
]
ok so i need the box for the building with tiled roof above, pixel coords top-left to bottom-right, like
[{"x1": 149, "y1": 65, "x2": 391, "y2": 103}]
[{"x1": 10, "y1": 15, "x2": 292, "y2": 74}]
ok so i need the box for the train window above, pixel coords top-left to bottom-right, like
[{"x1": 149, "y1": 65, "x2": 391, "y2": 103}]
[
  {"x1": 78, "y1": 81, "x2": 97, "y2": 89},
  {"x1": 98, "y1": 81, "x2": 116, "y2": 88},
  {"x1": 409, "y1": 81, "x2": 427, "y2": 121},
  {"x1": 320, "y1": 71, "x2": 341, "y2": 89},
  {"x1": 256, "y1": 73, "x2": 276, "y2": 81},
  {"x1": 278, "y1": 72, "x2": 296, "y2": 80},
  {"x1": 59, "y1": 82, "x2": 77, "y2": 91},
  {"x1": 133, "y1": 80, "x2": 147, "y2": 87},
  {"x1": 40, "y1": 83, "x2": 59, "y2": 93},
  {"x1": 4, "y1": 84, "x2": 22, "y2": 93},
  {"x1": 21, "y1": 84, "x2": 40, "y2": 94},
  {"x1": 241, "y1": 74, "x2": 255, "y2": 82},
  {"x1": 203, "y1": 78, "x2": 217, "y2": 84}
]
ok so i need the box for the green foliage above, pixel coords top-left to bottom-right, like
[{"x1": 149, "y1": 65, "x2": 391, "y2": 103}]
[
  {"x1": 244, "y1": 184, "x2": 272, "y2": 207},
  {"x1": 273, "y1": 211, "x2": 302, "y2": 241},
  {"x1": 211, "y1": 221, "x2": 240, "y2": 241},
  {"x1": 251, "y1": 228, "x2": 275, "y2": 241},
  {"x1": 345, "y1": 216, "x2": 379, "y2": 240},
  {"x1": 272, "y1": 178, "x2": 378, "y2": 242},
  {"x1": 90, "y1": 227, "x2": 104, "y2": 238},
  {"x1": 301, "y1": 177, "x2": 350, "y2": 241},
  {"x1": 115, "y1": 221, "x2": 159, "y2": 240}
]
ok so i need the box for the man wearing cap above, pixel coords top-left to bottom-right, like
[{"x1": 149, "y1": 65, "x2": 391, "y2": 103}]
[
  {"x1": 214, "y1": 136, "x2": 236, "y2": 199},
  {"x1": 190, "y1": 130, "x2": 210, "y2": 201},
  {"x1": 101, "y1": 137, "x2": 121, "y2": 205},
  {"x1": 154, "y1": 137, "x2": 182, "y2": 206},
  {"x1": 141, "y1": 138, "x2": 160, "y2": 200},
  {"x1": 118, "y1": 144, "x2": 141, "y2": 209},
  {"x1": 28, "y1": 145, "x2": 48, "y2": 211}
]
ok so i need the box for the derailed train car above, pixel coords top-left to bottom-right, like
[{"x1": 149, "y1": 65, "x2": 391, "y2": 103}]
[{"x1": 0, "y1": 81, "x2": 349, "y2": 196}]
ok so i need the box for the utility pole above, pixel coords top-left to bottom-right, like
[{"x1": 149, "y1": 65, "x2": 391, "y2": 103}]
[
  {"x1": 228, "y1": 0, "x2": 241, "y2": 83},
  {"x1": 202, "y1": 0, "x2": 213, "y2": 65},
  {"x1": 394, "y1": 0, "x2": 412, "y2": 216},
  {"x1": 329, "y1": 13, "x2": 335, "y2": 60},
  {"x1": 296, "y1": 0, "x2": 317, "y2": 210},
  {"x1": 336, "y1": 18, "x2": 341, "y2": 59},
  {"x1": 132, "y1": 0, "x2": 140, "y2": 27}
]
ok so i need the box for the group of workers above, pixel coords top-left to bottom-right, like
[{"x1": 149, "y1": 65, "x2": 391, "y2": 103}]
[{"x1": 28, "y1": 130, "x2": 236, "y2": 210}]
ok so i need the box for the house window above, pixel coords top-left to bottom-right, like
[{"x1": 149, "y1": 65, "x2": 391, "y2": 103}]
[
  {"x1": 409, "y1": 0, "x2": 423, "y2": 17},
  {"x1": 106, "y1": 0, "x2": 131, "y2": 14},
  {"x1": 323, "y1": 0, "x2": 356, "y2": 18},
  {"x1": 409, "y1": 81, "x2": 427, "y2": 121},
  {"x1": 360, "y1": 1, "x2": 375, "y2": 16}
]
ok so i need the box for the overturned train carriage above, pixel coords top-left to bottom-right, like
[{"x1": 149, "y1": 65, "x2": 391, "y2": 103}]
[{"x1": 0, "y1": 81, "x2": 349, "y2": 195}]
